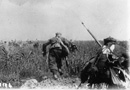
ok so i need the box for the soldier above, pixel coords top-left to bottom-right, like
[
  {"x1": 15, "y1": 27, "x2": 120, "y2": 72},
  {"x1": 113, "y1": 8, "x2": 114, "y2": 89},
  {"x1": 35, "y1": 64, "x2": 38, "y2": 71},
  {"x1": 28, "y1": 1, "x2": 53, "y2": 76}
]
[
  {"x1": 42, "y1": 33, "x2": 71, "y2": 79},
  {"x1": 79, "y1": 36, "x2": 129, "y2": 88},
  {"x1": 96, "y1": 37, "x2": 118, "y2": 70},
  {"x1": 102, "y1": 37, "x2": 129, "y2": 69}
]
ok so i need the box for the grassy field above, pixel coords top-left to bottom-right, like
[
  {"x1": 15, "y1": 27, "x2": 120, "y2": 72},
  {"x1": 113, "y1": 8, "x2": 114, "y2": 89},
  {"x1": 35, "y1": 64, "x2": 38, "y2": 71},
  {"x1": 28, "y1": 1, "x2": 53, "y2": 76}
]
[{"x1": 0, "y1": 40, "x2": 128, "y2": 88}]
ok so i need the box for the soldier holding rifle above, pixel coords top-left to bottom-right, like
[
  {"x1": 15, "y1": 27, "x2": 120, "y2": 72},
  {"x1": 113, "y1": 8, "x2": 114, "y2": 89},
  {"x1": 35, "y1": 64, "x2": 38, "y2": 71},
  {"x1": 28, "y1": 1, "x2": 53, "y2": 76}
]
[{"x1": 79, "y1": 22, "x2": 129, "y2": 88}]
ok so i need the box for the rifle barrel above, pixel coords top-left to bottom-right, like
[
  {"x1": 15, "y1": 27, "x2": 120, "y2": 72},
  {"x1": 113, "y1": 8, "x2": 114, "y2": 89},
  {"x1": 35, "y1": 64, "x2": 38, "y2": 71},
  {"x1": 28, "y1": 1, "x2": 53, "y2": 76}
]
[{"x1": 81, "y1": 22, "x2": 102, "y2": 47}]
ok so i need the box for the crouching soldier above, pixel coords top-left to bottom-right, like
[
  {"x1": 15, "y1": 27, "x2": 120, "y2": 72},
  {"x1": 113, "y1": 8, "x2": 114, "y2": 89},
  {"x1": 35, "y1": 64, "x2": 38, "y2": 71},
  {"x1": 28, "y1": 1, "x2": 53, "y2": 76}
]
[
  {"x1": 79, "y1": 36, "x2": 129, "y2": 88},
  {"x1": 102, "y1": 37, "x2": 129, "y2": 71}
]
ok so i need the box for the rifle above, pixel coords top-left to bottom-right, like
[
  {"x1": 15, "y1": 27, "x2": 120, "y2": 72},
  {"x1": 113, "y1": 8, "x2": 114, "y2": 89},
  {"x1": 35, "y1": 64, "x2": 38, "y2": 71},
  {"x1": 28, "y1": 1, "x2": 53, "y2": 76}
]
[
  {"x1": 81, "y1": 22, "x2": 118, "y2": 62},
  {"x1": 81, "y1": 22, "x2": 130, "y2": 81},
  {"x1": 81, "y1": 22, "x2": 116, "y2": 57},
  {"x1": 81, "y1": 22, "x2": 102, "y2": 47}
]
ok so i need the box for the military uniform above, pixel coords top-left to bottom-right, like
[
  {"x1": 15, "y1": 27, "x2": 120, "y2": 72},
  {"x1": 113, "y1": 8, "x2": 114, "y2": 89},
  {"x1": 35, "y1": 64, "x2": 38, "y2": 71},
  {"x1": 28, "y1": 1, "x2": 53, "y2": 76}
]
[
  {"x1": 96, "y1": 37, "x2": 129, "y2": 83},
  {"x1": 112, "y1": 44, "x2": 129, "y2": 71},
  {"x1": 80, "y1": 37, "x2": 129, "y2": 87},
  {"x1": 96, "y1": 37, "x2": 129, "y2": 69},
  {"x1": 42, "y1": 34, "x2": 71, "y2": 79}
]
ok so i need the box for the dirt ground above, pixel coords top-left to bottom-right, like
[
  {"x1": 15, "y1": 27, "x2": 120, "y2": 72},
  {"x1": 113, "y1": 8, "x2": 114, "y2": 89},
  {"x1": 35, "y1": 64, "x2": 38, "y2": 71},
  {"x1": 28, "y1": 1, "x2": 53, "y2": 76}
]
[
  {"x1": 20, "y1": 77, "x2": 130, "y2": 89},
  {"x1": 20, "y1": 77, "x2": 81, "y2": 89}
]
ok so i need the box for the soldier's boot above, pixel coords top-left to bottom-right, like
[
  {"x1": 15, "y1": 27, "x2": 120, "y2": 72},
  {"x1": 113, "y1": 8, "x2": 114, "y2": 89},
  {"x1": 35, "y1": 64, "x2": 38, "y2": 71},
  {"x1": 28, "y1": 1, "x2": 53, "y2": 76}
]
[
  {"x1": 53, "y1": 74, "x2": 58, "y2": 80},
  {"x1": 53, "y1": 74, "x2": 62, "y2": 81},
  {"x1": 58, "y1": 69, "x2": 63, "y2": 75},
  {"x1": 52, "y1": 70, "x2": 60, "y2": 80}
]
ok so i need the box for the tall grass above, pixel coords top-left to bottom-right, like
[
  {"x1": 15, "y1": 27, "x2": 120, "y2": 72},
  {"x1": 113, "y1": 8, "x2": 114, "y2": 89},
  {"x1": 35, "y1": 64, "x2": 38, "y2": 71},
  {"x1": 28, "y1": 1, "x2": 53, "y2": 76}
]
[{"x1": 0, "y1": 40, "x2": 128, "y2": 87}]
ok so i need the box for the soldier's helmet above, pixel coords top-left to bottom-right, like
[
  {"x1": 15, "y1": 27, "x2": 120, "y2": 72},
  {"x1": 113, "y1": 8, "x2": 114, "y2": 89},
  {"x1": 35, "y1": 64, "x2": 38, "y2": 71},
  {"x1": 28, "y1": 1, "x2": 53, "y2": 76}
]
[
  {"x1": 104, "y1": 36, "x2": 117, "y2": 45},
  {"x1": 55, "y1": 32, "x2": 62, "y2": 36}
]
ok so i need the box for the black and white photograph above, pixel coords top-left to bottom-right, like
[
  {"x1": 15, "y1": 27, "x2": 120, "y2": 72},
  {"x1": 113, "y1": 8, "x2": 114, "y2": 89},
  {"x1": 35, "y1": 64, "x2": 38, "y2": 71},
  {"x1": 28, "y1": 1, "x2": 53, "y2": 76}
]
[{"x1": 0, "y1": 0, "x2": 130, "y2": 89}]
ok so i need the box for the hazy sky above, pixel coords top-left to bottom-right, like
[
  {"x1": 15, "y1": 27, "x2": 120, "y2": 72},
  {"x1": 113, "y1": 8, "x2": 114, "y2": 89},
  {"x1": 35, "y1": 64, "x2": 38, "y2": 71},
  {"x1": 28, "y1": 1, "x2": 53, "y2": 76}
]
[{"x1": 0, "y1": 0, "x2": 129, "y2": 41}]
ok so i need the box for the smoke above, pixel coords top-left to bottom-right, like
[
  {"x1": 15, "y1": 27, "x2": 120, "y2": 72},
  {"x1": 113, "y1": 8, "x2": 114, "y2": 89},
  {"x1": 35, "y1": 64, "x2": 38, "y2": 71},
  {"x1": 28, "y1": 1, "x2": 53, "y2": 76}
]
[{"x1": 9, "y1": 0, "x2": 53, "y2": 6}]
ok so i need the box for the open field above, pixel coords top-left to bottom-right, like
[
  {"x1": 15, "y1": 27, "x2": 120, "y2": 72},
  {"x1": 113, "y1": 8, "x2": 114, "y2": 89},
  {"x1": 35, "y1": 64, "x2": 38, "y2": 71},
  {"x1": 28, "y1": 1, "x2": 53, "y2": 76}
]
[{"x1": 0, "y1": 40, "x2": 129, "y2": 88}]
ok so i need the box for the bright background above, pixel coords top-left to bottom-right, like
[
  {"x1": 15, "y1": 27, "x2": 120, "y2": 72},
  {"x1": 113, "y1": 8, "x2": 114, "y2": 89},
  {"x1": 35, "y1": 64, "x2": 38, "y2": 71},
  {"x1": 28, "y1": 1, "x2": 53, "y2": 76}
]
[{"x1": 0, "y1": 0, "x2": 129, "y2": 41}]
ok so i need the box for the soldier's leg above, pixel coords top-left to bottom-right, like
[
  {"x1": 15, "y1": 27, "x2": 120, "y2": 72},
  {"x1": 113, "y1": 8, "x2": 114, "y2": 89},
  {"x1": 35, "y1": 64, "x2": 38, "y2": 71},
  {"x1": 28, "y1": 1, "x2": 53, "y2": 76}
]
[
  {"x1": 48, "y1": 54, "x2": 59, "y2": 79},
  {"x1": 56, "y1": 58, "x2": 62, "y2": 69},
  {"x1": 56, "y1": 58, "x2": 63, "y2": 75},
  {"x1": 54, "y1": 49, "x2": 63, "y2": 75}
]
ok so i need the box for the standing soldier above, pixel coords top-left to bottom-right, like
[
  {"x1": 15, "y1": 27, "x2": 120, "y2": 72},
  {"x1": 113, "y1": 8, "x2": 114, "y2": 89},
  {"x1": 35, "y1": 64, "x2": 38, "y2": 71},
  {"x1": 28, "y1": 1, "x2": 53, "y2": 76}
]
[{"x1": 42, "y1": 33, "x2": 71, "y2": 80}]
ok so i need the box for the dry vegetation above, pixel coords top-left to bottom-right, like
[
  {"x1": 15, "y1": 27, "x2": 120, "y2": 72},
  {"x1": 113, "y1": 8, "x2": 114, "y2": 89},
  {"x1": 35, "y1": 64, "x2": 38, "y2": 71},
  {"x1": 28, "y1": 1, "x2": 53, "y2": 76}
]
[{"x1": 0, "y1": 40, "x2": 128, "y2": 88}]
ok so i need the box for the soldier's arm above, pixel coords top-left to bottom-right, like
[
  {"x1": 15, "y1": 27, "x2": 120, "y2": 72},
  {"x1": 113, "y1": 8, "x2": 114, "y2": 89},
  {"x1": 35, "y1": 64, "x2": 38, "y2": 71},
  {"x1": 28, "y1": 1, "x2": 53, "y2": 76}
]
[
  {"x1": 42, "y1": 39, "x2": 51, "y2": 54},
  {"x1": 61, "y1": 37, "x2": 70, "y2": 53},
  {"x1": 61, "y1": 38, "x2": 70, "y2": 47}
]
